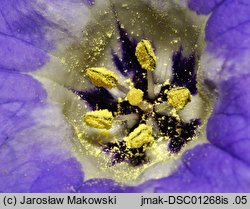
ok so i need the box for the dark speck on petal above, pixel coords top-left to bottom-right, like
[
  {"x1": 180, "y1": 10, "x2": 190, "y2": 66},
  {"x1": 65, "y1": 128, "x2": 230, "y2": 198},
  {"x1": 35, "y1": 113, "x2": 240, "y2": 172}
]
[
  {"x1": 171, "y1": 47, "x2": 197, "y2": 95},
  {"x1": 73, "y1": 87, "x2": 118, "y2": 112},
  {"x1": 113, "y1": 22, "x2": 148, "y2": 93},
  {"x1": 83, "y1": 0, "x2": 95, "y2": 6},
  {"x1": 169, "y1": 119, "x2": 201, "y2": 153}
]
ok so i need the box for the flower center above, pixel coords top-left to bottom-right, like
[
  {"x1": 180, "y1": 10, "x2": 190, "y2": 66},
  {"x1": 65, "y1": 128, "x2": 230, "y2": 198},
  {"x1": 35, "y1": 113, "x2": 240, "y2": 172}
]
[
  {"x1": 34, "y1": 1, "x2": 211, "y2": 185},
  {"x1": 76, "y1": 37, "x2": 201, "y2": 168}
]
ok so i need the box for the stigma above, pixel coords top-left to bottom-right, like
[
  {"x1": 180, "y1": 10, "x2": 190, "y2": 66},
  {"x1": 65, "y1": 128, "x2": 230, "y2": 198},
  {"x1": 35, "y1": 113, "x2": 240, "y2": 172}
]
[{"x1": 127, "y1": 88, "x2": 144, "y2": 106}]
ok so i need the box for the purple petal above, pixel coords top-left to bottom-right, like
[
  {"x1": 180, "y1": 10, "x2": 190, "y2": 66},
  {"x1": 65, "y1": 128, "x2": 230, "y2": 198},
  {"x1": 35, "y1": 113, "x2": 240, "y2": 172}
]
[
  {"x1": 78, "y1": 179, "x2": 134, "y2": 193},
  {"x1": 0, "y1": 0, "x2": 54, "y2": 50},
  {"x1": 205, "y1": 0, "x2": 250, "y2": 53},
  {"x1": 0, "y1": 34, "x2": 49, "y2": 72},
  {"x1": 0, "y1": 0, "x2": 91, "y2": 51},
  {"x1": 30, "y1": 158, "x2": 83, "y2": 192},
  {"x1": 207, "y1": 76, "x2": 250, "y2": 164},
  {"x1": 0, "y1": 0, "x2": 50, "y2": 71},
  {"x1": 83, "y1": 0, "x2": 95, "y2": 6},
  {"x1": 0, "y1": 0, "x2": 91, "y2": 191},
  {"x1": 0, "y1": 70, "x2": 84, "y2": 192},
  {"x1": 189, "y1": 0, "x2": 250, "y2": 165},
  {"x1": 188, "y1": 0, "x2": 225, "y2": 15},
  {"x1": 0, "y1": 71, "x2": 46, "y2": 146},
  {"x1": 138, "y1": 144, "x2": 250, "y2": 192},
  {"x1": 191, "y1": 0, "x2": 250, "y2": 82}
]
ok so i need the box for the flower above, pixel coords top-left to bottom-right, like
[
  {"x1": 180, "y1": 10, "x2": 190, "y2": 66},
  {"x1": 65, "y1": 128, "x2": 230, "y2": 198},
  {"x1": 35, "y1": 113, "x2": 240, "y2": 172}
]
[{"x1": 0, "y1": 0, "x2": 250, "y2": 192}]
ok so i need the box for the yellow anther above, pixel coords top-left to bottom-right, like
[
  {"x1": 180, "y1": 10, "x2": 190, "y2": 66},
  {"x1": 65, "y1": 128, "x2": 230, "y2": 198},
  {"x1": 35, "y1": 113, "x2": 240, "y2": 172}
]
[
  {"x1": 86, "y1": 67, "x2": 118, "y2": 89},
  {"x1": 166, "y1": 87, "x2": 191, "y2": 110},
  {"x1": 135, "y1": 39, "x2": 157, "y2": 71},
  {"x1": 84, "y1": 109, "x2": 113, "y2": 129},
  {"x1": 124, "y1": 124, "x2": 154, "y2": 148},
  {"x1": 127, "y1": 88, "x2": 144, "y2": 106}
]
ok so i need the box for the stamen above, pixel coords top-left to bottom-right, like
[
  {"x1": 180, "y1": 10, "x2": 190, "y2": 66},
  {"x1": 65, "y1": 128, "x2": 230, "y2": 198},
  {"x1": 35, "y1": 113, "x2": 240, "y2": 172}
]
[
  {"x1": 124, "y1": 124, "x2": 154, "y2": 148},
  {"x1": 166, "y1": 87, "x2": 191, "y2": 110},
  {"x1": 115, "y1": 113, "x2": 139, "y2": 122},
  {"x1": 153, "y1": 102, "x2": 172, "y2": 115},
  {"x1": 135, "y1": 39, "x2": 157, "y2": 99},
  {"x1": 115, "y1": 113, "x2": 140, "y2": 129},
  {"x1": 84, "y1": 109, "x2": 113, "y2": 129},
  {"x1": 135, "y1": 39, "x2": 157, "y2": 71},
  {"x1": 147, "y1": 71, "x2": 156, "y2": 99},
  {"x1": 117, "y1": 83, "x2": 129, "y2": 94},
  {"x1": 86, "y1": 67, "x2": 118, "y2": 89},
  {"x1": 137, "y1": 101, "x2": 153, "y2": 113},
  {"x1": 146, "y1": 116, "x2": 160, "y2": 136}
]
